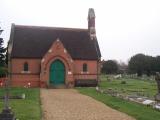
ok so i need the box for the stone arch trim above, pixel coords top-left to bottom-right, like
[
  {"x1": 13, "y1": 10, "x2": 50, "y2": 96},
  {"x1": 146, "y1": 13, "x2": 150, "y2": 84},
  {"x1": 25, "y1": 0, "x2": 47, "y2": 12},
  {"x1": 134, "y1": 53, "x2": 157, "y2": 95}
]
[
  {"x1": 46, "y1": 56, "x2": 73, "y2": 86},
  {"x1": 41, "y1": 56, "x2": 74, "y2": 87},
  {"x1": 45, "y1": 55, "x2": 72, "y2": 72},
  {"x1": 40, "y1": 38, "x2": 74, "y2": 87}
]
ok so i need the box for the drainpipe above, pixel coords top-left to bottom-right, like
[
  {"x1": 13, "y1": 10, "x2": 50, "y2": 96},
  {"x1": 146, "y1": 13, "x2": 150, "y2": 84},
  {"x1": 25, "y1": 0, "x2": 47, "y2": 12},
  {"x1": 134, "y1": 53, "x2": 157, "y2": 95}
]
[
  {"x1": 97, "y1": 59, "x2": 100, "y2": 87},
  {"x1": 97, "y1": 60, "x2": 99, "y2": 87}
]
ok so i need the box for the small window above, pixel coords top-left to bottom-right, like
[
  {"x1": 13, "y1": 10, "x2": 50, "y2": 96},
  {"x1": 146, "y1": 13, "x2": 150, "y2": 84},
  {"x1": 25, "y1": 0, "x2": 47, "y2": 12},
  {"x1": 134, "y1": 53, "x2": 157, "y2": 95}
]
[
  {"x1": 83, "y1": 63, "x2": 87, "y2": 72},
  {"x1": 24, "y1": 62, "x2": 29, "y2": 71}
]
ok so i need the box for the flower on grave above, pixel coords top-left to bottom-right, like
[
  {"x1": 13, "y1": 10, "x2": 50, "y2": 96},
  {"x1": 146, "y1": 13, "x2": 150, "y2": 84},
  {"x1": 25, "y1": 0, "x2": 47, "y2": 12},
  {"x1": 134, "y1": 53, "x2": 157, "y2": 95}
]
[
  {"x1": 28, "y1": 82, "x2": 31, "y2": 87},
  {"x1": 0, "y1": 82, "x2": 3, "y2": 86}
]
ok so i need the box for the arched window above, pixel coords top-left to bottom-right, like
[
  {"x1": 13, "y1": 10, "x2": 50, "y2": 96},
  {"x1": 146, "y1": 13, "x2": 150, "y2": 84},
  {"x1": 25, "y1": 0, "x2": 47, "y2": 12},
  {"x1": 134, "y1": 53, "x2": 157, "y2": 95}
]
[
  {"x1": 83, "y1": 63, "x2": 87, "y2": 72},
  {"x1": 24, "y1": 62, "x2": 29, "y2": 71}
]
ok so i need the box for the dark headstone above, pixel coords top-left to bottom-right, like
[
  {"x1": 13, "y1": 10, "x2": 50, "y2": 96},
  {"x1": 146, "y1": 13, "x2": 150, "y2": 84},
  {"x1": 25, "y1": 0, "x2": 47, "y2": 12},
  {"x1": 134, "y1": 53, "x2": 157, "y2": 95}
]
[
  {"x1": 0, "y1": 108, "x2": 16, "y2": 120},
  {"x1": 155, "y1": 72, "x2": 160, "y2": 101},
  {"x1": 155, "y1": 94, "x2": 160, "y2": 101}
]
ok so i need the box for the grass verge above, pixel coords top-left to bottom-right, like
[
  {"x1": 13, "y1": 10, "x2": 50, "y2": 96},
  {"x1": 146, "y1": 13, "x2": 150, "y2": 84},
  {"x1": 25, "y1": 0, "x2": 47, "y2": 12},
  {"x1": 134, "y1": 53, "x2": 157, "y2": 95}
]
[
  {"x1": 77, "y1": 87, "x2": 160, "y2": 120},
  {"x1": 0, "y1": 87, "x2": 41, "y2": 120}
]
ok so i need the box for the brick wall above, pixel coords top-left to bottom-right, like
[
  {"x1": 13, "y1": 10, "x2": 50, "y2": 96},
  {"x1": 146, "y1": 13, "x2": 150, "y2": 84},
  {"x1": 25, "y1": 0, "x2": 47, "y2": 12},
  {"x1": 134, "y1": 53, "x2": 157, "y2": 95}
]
[
  {"x1": 11, "y1": 59, "x2": 41, "y2": 87},
  {"x1": 73, "y1": 60, "x2": 98, "y2": 80},
  {"x1": 10, "y1": 40, "x2": 100, "y2": 87}
]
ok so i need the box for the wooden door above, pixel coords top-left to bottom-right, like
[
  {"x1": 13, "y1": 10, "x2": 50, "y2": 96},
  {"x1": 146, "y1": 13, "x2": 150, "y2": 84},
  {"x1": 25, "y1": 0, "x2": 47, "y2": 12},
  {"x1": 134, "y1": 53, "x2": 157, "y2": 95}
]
[{"x1": 50, "y1": 60, "x2": 65, "y2": 85}]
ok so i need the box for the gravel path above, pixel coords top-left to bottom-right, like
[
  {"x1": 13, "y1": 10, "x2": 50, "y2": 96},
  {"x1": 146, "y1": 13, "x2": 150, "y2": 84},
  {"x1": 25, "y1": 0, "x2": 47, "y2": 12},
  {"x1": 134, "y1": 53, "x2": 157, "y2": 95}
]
[{"x1": 41, "y1": 89, "x2": 135, "y2": 120}]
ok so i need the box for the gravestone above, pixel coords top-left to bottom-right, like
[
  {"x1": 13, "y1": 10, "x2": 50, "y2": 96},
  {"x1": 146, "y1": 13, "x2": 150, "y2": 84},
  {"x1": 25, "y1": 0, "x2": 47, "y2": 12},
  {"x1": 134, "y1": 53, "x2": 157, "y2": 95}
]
[
  {"x1": 0, "y1": 108, "x2": 16, "y2": 120},
  {"x1": 155, "y1": 72, "x2": 160, "y2": 102},
  {"x1": 0, "y1": 76, "x2": 16, "y2": 120}
]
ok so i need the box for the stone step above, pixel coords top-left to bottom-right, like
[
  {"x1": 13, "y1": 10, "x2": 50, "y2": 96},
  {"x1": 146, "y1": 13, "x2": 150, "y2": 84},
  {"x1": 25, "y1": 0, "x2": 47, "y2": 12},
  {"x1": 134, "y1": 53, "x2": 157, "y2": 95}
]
[{"x1": 47, "y1": 84, "x2": 67, "y2": 89}]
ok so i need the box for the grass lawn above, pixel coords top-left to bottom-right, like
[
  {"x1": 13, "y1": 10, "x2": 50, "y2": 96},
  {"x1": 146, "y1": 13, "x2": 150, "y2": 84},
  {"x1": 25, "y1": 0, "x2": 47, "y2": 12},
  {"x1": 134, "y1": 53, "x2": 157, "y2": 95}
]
[
  {"x1": 77, "y1": 75, "x2": 160, "y2": 120},
  {"x1": 100, "y1": 75, "x2": 157, "y2": 99},
  {"x1": 0, "y1": 87, "x2": 41, "y2": 120},
  {"x1": 77, "y1": 88, "x2": 160, "y2": 120}
]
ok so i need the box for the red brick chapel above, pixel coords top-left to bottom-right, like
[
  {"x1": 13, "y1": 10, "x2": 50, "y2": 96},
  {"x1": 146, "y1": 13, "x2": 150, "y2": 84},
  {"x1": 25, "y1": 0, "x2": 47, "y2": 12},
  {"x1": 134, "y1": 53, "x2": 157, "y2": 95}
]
[{"x1": 7, "y1": 8, "x2": 101, "y2": 88}]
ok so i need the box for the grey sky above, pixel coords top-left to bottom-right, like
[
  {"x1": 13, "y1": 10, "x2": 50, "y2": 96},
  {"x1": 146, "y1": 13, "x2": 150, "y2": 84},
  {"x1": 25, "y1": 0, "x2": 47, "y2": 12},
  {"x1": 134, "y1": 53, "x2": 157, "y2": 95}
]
[{"x1": 0, "y1": 0, "x2": 160, "y2": 63}]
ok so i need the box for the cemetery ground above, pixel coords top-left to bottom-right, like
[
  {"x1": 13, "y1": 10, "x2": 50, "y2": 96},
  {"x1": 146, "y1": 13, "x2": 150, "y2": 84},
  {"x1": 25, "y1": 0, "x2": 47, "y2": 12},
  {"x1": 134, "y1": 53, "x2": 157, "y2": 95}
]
[
  {"x1": 0, "y1": 75, "x2": 160, "y2": 120},
  {"x1": 0, "y1": 88, "x2": 41, "y2": 120},
  {"x1": 77, "y1": 75, "x2": 160, "y2": 120},
  {"x1": 100, "y1": 75, "x2": 157, "y2": 99}
]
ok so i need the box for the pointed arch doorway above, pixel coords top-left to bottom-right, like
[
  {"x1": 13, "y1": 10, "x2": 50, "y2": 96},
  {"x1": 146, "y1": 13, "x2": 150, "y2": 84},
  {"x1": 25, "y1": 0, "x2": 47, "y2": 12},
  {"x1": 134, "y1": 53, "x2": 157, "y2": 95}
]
[{"x1": 49, "y1": 59, "x2": 65, "y2": 85}]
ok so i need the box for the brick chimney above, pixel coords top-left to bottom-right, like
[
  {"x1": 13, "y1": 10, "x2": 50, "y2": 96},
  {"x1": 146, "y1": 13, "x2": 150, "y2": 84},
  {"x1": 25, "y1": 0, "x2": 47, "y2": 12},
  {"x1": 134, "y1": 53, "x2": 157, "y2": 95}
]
[{"x1": 88, "y1": 8, "x2": 96, "y2": 39}]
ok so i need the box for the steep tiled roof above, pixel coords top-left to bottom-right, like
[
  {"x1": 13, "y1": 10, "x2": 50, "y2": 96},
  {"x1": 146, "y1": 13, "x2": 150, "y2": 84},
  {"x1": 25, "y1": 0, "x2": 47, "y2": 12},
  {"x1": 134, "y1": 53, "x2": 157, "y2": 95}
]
[{"x1": 10, "y1": 25, "x2": 101, "y2": 60}]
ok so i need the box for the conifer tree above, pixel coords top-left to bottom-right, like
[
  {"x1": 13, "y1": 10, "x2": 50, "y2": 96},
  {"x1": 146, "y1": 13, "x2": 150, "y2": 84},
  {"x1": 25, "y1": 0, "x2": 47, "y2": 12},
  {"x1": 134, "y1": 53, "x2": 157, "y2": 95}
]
[{"x1": 0, "y1": 27, "x2": 6, "y2": 67}]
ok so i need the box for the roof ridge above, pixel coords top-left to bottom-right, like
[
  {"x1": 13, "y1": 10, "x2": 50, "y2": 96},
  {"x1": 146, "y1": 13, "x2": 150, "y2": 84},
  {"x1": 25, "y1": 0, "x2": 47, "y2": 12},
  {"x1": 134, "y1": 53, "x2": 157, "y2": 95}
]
[{"x1": 15, "y1": 24, "x2": 88, "y2": 31}]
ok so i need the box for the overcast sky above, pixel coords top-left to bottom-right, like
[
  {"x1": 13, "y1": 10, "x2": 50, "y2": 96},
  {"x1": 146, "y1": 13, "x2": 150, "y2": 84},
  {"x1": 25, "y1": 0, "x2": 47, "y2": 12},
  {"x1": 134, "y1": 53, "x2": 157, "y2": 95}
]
[{"x1": 0, "y1": 0, "x2": 160, "y2": 63}]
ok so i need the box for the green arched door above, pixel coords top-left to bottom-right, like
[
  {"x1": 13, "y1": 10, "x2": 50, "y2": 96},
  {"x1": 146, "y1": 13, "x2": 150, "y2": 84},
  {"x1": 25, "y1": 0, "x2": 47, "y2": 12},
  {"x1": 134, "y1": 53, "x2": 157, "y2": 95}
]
[{"x1": 50, "y1": 60, "x2": 65, "y2": 85}]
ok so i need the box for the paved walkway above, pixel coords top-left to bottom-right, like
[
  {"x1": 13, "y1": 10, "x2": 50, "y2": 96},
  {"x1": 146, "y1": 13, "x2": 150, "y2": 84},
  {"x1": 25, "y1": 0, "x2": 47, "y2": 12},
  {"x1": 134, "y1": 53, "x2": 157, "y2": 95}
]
[{"x1": 41, "y1": 89, "x2": 135, "y2": 120}]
